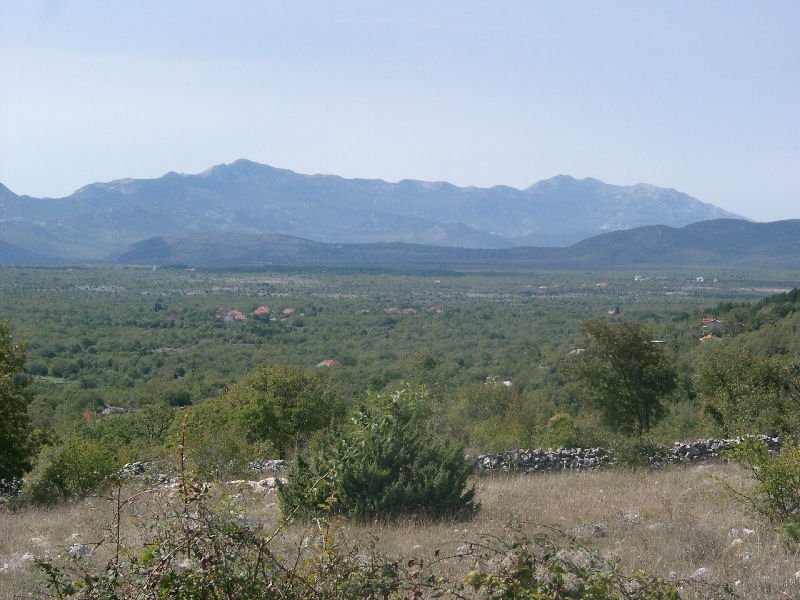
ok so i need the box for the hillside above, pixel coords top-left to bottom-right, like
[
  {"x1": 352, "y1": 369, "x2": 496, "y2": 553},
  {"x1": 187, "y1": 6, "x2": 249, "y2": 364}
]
[
  {"x1": 0, "y1": 239, "x2": 58, "y2": 265},
  {"x1": 0, "y1": 160, "x2": 740, "y2": 260},
  {"x1": 110, "y1": 219, "x2": 800, "y2": 270}
]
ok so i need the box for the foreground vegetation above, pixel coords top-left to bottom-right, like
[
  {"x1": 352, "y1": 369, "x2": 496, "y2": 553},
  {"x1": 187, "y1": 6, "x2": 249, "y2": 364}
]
[{"x1": 2, "y1": 462, "x2": 796, "y2": 598}]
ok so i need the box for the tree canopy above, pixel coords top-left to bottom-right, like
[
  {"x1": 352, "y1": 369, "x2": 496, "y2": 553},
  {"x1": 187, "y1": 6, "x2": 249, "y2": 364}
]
[
  {"x1": 227, "y1": 365, "x2": 344, "y2": 458},
  {"x1": 694, "y1": 346, "x2": 794, "y2": 436},
  {"x1": 0, "y1": 320, "x2": 36, "y2": 481},
  {"x1": 576, "y1": 320, "x2": 677, "y2": 436}
]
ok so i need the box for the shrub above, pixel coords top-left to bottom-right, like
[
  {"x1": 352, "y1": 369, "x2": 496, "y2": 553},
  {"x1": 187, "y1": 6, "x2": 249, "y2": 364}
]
[
  {"x1": 279, "y1": 386, "x2": 478, "y2": 521},
  {"x1": 463, "y1": 529, "x2": 683, "y2": 599},
  {"x1": 695, "y1": 347, "x2": 789, "y2": 436},
  {"x1": 227, "y1": 365, "x2": 344, "y2": 458},
  {"x1": 540, "y1": 412, "x2": 581, "y2": 448},
  {"x1": 724, "y1": 437, "x2": 800, "y2": 546},
  {"x1": 165, "y1": 397, "x2": 261, "y2": 478},
  {"x1": 26, "y1": 436, "x2": 120, "y2": 504},
  {"x1": 613, "y1": 437, "x2": 669, "y2": 469}
]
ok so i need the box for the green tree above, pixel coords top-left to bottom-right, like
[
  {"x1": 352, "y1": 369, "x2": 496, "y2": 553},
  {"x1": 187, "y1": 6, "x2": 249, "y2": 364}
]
[
  {"x1": 576, "y1": 320, "x2": 676, "y2": 437},
  {"x1": 695, "y1": 346, "x2": 789, "y2": 436},
  {"x1": 279, "y1": 386, "x2": 477, "y2": 521},
  {"x1": 167, "y1": 397, "x2": 255, "y2": 477},
  {"x1": 0, "y1": 320, "x2": 36, "y2": 481},
  {"x1": 27, "y1": 436, "x2": 120, "y2": 503},
  {"x1": 228, "y1": 365, "x2": 343, "y2": 458}
]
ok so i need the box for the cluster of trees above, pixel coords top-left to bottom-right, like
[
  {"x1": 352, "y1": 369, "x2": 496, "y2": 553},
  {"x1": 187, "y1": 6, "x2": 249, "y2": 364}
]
[
  {"x1": 4, "y1": 265, "x2": 765, "y2": 436},
  {"x1": 3, "y1": 325, "x2": 478, "y2": 518}
]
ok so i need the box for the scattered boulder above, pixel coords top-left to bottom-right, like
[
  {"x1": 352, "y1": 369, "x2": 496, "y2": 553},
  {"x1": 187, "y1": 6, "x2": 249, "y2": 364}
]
[
  {"x1": 250, "y1": 459, "x2": 288, "y2": 473},
  {"x1": 68, "y1": 543, "x2": 91, "y2": 558},
  {"x1": 621, "y1": 510, "x2": 640, "y2": 525},
  {"x1": 10, "y1": 552, "x2": 36, "y2": 571},
  {"x1": 118, "y1": 461, "x2": 153, "y2": 478}
]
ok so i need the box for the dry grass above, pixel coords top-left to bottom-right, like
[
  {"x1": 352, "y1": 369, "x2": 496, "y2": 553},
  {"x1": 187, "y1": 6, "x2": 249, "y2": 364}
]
[{"x1": 2, "y1": 463, "x2": 799, "y2": 598}]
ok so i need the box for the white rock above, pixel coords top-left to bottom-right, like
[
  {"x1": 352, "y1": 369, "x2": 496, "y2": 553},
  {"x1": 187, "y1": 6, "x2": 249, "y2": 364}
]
[
  {"x1": 691, "y1": 567, "x2": 711, "y2": 582},
  {"x1": 68, "y1": 543, "x2": 91, "y2": 557},
  {"x1": 622, "y1": 510, "x2": 640, "y2": 525},
  {"x1": 14, "y1": 553, "x2": 35, "y2": 570}
]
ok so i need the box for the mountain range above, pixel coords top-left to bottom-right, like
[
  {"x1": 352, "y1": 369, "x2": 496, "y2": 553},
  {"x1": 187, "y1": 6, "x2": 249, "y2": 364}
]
[{"x1": 0, "y1": 159, "x2": 740, "y2": 261}]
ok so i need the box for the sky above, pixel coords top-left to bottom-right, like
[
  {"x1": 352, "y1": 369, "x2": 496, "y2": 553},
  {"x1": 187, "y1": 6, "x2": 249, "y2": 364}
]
[{"x1": 1, "y1": 1, "x2": 798, "y2": 221}]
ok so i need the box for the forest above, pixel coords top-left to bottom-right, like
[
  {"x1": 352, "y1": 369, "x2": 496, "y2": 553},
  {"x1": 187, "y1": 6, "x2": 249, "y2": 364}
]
[{"x1": 2, "y1": 265, "x2": 798, "y2": 448}]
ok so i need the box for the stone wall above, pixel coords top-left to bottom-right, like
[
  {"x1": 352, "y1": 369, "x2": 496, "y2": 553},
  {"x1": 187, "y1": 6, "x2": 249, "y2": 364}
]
[{"x1": 472, "y1": 435, "x2": 783, "y2": 474}]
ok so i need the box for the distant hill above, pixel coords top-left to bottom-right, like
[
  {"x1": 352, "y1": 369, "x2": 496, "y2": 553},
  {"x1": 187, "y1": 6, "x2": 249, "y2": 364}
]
[
  {"x1": 563, "y1": 219, "x2": 800, "y2": 267},
  {"x1": 110, "y1": 219, "x2": 800, "y2": 270},
  {"x1": 0, "y1": 239, "x2": 58, "y2": 265},
  {"x1": 0, "y1": 160, "x2": 740, "y2": 259}
]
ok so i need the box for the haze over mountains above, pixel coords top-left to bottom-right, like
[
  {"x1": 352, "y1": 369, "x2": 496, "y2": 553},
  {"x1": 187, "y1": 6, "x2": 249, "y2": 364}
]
[
  {"x1": 109, "y1": 220, "x2": 800, "y2": 270},
  {"x1": 0, "y1": 159, "x2": 741, "y2": 262}
]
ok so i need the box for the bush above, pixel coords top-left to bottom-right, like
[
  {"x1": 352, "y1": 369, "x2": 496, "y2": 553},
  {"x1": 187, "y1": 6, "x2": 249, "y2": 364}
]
[
  {"x1": 613, "y1": 437, "x2": 669, "y2": 469},
  {"x1": 279, "y1": 386, "x2": 478, "y2": 521},
  {"x1": 695, "y1": 347, "x2": 789, "y2": 436},
  {"x1": 165, "y1": 397, "x2": 262, "y2": 479},
  {"x1": 724, "y1": 437, "x2": 800, "y2": 546},
  {"x1": 540, "y1": 412, "x2": 581, "y2": 448},
  {"x1": 463, "y1": 528, "x2": 683, "y2": 599},
  {"x1": 227, "y1": 365, "x2": 344, "y2": 458},
  {"x1": 26, "y1": 436, "x2": 120, "y2": 504}
]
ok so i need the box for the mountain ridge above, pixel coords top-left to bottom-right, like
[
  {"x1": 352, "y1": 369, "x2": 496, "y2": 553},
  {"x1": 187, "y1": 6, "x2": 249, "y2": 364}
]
[
  {"x1": 0, "y1": 159, "x2": 743, "y2": 260},
  {"x1": 105, "y1": 219, "x2": 800, "y2": 271}
]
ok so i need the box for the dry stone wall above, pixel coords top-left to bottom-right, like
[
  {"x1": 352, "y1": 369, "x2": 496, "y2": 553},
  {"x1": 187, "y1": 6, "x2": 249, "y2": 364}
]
[{"x1": 472, "y1": 435, "x2": 783, "y2": 474}]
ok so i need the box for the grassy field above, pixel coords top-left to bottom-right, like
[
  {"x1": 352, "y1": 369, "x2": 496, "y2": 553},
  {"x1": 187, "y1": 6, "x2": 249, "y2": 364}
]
[{"x1": 2, "y1": 462, "x2": 796, "y2": 598}]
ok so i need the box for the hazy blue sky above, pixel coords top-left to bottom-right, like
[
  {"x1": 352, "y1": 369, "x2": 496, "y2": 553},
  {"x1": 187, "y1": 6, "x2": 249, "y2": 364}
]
[{"x1": 1, "y1": 1, "x2": 798, "y2": 221}]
